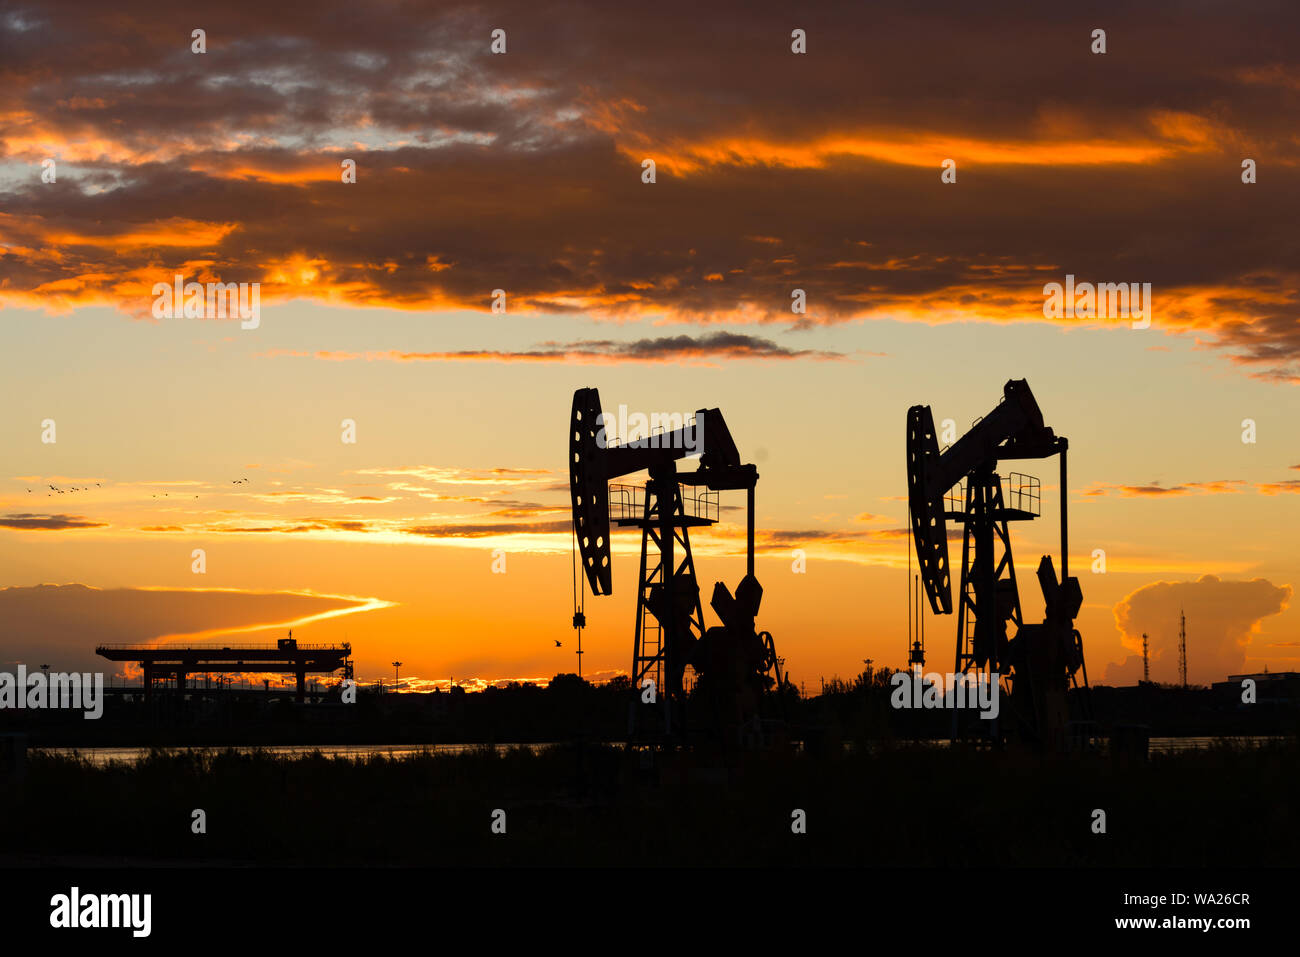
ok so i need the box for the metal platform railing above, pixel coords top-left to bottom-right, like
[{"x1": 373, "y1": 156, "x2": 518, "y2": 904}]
[
  {"x1": 608, "y1": 483, "x2": 720, "y2": 523},
  {"x1": 1004, "y1": 471, "x2": 1041, "y2": 515},
  {"x1": 945, "y1": 472, "x2": 1041, "y2": 517}
]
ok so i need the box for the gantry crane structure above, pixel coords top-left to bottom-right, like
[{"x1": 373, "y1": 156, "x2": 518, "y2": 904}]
[
  {"x1": 568, "y1": 387, "x2": 781, "y2": 746},
  {"x1": 906, "y1": 379, "x2": 1091, "y2": 749}
]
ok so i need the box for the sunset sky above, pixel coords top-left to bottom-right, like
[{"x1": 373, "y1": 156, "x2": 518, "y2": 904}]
[{"x1": 2, "y1": 0, "x2": 1297, "y2": 691}]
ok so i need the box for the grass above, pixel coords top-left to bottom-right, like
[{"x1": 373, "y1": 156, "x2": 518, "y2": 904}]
[{"x1": 3, "y1": 737, "x2": 1296, "y2": 866}]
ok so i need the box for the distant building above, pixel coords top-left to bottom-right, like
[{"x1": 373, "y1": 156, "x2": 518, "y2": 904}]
[{"x1": 1212, "y1": 672, "x2": 1300, "y2": 705}]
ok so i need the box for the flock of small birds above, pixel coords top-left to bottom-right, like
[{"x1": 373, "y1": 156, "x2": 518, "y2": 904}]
[
  {"x1": 24, "y1": 479, "x2": 248, "y2": 499},
  {"x1": 34, "y1": 481, "x2": 101, "y2": 496}
]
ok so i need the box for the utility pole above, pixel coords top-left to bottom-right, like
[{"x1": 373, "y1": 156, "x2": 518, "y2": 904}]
[
  {"x1": 1178, "y1": 611, "x2": 1188, "y2": 688},
  {"x1": 1142, "y1": 633, "x2": 1149, "y2": 683},
  {"x1": 392, "y1": 661, "x2": 403, "y2": 693}
]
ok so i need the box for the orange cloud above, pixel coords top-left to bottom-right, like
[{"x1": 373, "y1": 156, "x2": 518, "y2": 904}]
[
  {"x1": 1106, "y1": 576, "x2": 1292, "y2": 684},
  {"x1": 1082, "y1": 479, "x2": 1299, "y2": 497}
]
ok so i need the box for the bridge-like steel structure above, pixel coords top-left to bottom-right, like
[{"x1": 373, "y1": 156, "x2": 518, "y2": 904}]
[{"x1": 95, "y1": 639, "x2": 352, "y2": 702}]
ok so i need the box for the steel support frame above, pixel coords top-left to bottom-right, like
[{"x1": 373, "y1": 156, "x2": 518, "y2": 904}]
[
  {"x1": 952, "y1": 467, "x2": 1023, "y2": 741},
  {"x1": 631, "y1": 464, "x2": 707, "y2": 737}
]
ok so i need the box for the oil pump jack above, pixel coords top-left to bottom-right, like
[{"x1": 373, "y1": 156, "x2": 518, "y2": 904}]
[
  {"x1": 569, "y1": 388, "x2": 781, "y2": 745},
  {"x1": 906, "y1": 379, "x2": 1091, "y2": 749}
]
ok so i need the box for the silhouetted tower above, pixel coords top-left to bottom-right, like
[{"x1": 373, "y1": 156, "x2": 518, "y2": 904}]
[
  {"x1": 1142, "y1": 633, "x2": 1149, "y2": 683},
  {"x1": 1179, "y1": 612, "x2": 1188, "y2": 686}
]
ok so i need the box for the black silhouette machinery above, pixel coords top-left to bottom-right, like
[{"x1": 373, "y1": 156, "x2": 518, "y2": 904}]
[
  {"x1": 569, "y1": 387, "x2": 781, "y2": 744},
  {"x1": 907, "y1": 379, "x2": 1091, "y2": 748}
]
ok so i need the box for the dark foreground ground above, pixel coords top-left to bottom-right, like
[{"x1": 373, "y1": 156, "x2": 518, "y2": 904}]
[{"x1": 2, "y1": 737, "x2": 1296, "y2": 867}]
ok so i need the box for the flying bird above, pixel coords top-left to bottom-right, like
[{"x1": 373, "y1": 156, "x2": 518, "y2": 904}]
[{"x1": 554, "y1": 640, "x2": 562, "y2": 647}]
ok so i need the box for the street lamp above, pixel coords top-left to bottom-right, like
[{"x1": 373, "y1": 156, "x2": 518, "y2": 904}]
[{"x1": 392, "y1": 661, "x2": 403, "y2": 693}]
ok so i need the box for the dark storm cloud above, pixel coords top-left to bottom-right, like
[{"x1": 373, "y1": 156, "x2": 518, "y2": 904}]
[
  {"x1": 2, "y1": 0, "x2": 1298, "y2": 377},
  {"x1": 0, "y1": 512, "x2": 107, "y2": 530},
  {"x1": 269, "y1": 331, "x2": 846, "y2": 362}
]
